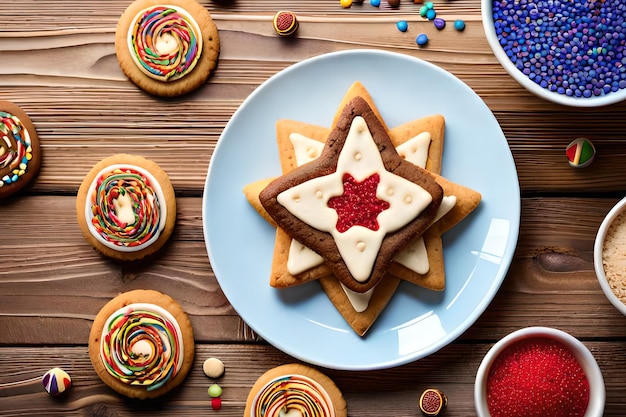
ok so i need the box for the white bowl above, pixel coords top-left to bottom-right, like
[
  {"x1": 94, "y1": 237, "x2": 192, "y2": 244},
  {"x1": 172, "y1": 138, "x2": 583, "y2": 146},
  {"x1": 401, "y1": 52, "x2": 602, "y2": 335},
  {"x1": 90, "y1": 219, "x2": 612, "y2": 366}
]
[
  {"x1": 481, "y1": 0, "x2": 626, "y2": 107},
  {"x1": 475, "y1": 327, "x2": 605, "y2": 417},
  {"x1": 594, "y1": 196, "x2": 626, "y2": 316}
]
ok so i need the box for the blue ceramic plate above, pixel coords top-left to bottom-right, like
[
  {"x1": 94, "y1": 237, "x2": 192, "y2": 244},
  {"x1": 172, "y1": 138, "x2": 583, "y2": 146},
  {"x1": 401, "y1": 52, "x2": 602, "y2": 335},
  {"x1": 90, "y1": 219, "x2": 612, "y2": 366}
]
[{"x1": 203, "y1": 50, "x2": 520, "y2": 371}]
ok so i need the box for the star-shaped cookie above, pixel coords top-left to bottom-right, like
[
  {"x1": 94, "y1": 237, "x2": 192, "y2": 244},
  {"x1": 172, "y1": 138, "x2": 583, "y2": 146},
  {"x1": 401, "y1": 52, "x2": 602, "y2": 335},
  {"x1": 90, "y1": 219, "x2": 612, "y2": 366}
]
[
  {"x1": 259, "y1": 96, "x2": 444, "y2": 294},
  {"x1": 244, "y1": 82, "x2": 481, "y2": 335}
]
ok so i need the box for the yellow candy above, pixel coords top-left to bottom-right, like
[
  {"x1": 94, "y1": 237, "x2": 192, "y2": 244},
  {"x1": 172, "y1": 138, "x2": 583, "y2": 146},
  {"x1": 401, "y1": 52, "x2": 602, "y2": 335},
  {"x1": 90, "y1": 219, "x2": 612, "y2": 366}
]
[
  {"x1": 340, "y1": 0, "x2": 352, "y2": 8},
  {"x1": 26, "y1": 153, "x2": 32, "y2": 161},
  {"x1": 19, "y1": 163, "x2": 26, "y2": 170}
]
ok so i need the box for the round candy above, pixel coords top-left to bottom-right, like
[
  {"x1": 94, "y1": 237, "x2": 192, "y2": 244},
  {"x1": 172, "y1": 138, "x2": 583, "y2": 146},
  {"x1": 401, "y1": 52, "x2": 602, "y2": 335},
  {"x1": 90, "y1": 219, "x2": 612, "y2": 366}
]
[
  {"x1": 208, "y1": 383, "x2": 223, "y2": 398},
  {"x1": 453, "y1": 19, "x2": 466, "y2": 31},
  {"x1": 426, "y1": 8, "x2": 437, "y2": 20},
  {"x1": 433, "y1": 17, "x2": 446, "y2": 30},
  {"x1": 419, "y1": 388, "x2": 447, "y2": 416},
  {"x1": 203, "y1": 357, "x2": 225, "y2": 378},
  {"x1": 370, "y1": 0, "x2": 380, "y2": 6},
  {"x1": 340, "y1": 0, "x2": 352, "y2": 8},
  {"x1": 387, "y1": 0, "x2": 401, "y2": 7},
  {"x1": 566, "y1": 137, "x2": 596, "y2": 168},
  {"x1": 396, "y1": 20, "x2": 408, "y2": 32},
  {"x1": 419, "y1": 5, "x2": 429, "y2": 17},
  {"x1": 42, "y1": 368, "x2": 72, "y2": 396},
  {"x1": 273, "y1": 11, "x2": 298, "y2": 36},
  {"x1": 211, "y1": 396, "x2": 222, "y2": 410},
  {"x1": 416, "y1": 33, "x2": 429, "y2": 46}
]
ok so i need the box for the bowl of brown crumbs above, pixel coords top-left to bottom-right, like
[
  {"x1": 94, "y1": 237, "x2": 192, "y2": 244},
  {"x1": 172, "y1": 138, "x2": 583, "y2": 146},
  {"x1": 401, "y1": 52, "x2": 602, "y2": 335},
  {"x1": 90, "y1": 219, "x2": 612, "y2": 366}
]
[{"x1": 594, "y1": 196, "x2": 626, "y2": 316}]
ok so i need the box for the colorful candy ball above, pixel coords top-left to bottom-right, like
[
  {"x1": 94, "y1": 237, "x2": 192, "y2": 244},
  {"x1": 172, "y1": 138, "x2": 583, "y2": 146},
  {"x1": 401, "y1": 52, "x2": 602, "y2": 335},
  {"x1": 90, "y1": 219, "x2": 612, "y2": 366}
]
[
  {"x1": 433, "y1": 18, "x2": 446, "y2": 30},
  {"x1": 566, "y1": 137, "x2": 596, "y2": 168},
  {"x1": 396, "y1": 20, "x2": 409, "y2": 32},
  {"x1": 370, "y1": 0, "x2": 380, "y2": 6},
  {"x1": 453, "y1": 19, "x2": 466, "y2": 31},
  {"x1": 273, "y1": 11, "x2": 299, "y2": 36},
  {"x1": 416, "y1": 33, "x2": 429, "y2": 46},
  {"x1": 208, "y1": 383, "x2": 223, "y2": 398},
  {"x1": 211, "y1": 396, "x2": 222, "y2": 410},
  {"x1": 42, "y1": 367, "x2": 72, "y2": 396},
  {"x1": 340, "y1": 0, "x2": 352, "y2": 8}
]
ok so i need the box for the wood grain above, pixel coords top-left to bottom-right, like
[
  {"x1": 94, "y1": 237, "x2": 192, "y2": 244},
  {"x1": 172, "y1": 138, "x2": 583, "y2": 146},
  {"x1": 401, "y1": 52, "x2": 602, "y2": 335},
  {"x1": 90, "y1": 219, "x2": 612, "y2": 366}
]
[{"x1": 3, "y1": 0, "x2": 626, "y2": 415}]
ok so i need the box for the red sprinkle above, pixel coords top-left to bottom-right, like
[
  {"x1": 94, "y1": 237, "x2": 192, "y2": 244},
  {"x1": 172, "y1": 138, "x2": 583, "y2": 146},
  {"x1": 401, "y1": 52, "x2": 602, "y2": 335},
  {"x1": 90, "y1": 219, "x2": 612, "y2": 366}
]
[
  {"x1": 327, "y1": 173, "x2": 390, "y2": 233},
  {"x1": 486, "y1": 338, "x2": 590, "y2": 417}
]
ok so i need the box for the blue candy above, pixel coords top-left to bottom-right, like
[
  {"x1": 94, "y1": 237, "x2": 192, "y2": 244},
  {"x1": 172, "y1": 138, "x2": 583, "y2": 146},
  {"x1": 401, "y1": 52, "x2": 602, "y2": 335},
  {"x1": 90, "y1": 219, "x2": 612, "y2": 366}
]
[
  {"x1": 396, "y1": 20, "x2": 408, "y2": 32},
  {"x1": 416, "y1": 33, "x2": 429, "y2": 46}
]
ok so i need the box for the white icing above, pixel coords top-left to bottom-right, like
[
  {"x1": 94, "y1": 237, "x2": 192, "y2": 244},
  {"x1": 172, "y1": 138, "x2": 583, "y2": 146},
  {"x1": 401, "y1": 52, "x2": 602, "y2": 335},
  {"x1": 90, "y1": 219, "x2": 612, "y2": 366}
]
[
  {"x1": 277, "y1": 116, "x2": 433, "y2": 283},
  {"x1": 84, "y1": 164, "x2": 167, "y2": 253},
  {"x1": 287, "y1": 239, "x2": 324, "y2": 275},
  {"x1": 340, "y1": 283, "x2": 374, "y2": 313},
  {"x1": 395, "y1": 131, "x2": 431, "y2": 168},
  {"x1": 289, "y1": 133, "x2": 325, "y2": 166},
  {"x1": 112, "y1": 192, "x2": 137, "y2": 225},
  {"x1": 393, "y1": 195, "x2": 457, "y2": 274}
]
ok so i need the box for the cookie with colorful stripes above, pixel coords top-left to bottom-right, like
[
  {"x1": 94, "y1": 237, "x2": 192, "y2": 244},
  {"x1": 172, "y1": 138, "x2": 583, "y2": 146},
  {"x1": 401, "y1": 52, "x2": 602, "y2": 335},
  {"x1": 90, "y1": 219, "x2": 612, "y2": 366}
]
[
  {"x1": 244, "y1": 364, "x2": 347, "y2": 417},
  {"x1": 88, "y1": 289, "x2": 195, "y2": 399},
  {"x1": 0, "y1": 101, "x2": 41, "y2": 198},
  {"x1": 76, "y1": 154, "x2": 176, "y2": 261},
  {"x1": 115, "y1": 0, "x2": 220, "y2": 97}
]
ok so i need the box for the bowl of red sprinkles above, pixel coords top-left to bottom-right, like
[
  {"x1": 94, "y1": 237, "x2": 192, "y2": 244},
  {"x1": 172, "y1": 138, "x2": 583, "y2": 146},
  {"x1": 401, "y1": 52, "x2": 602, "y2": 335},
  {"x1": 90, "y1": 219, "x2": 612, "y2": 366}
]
[
  {"x1": 475, "y1": 327, "x2": 605, "y2": 417},
  {"x1": 481, "y1": 0, "x2": 626, "y2": 107}
]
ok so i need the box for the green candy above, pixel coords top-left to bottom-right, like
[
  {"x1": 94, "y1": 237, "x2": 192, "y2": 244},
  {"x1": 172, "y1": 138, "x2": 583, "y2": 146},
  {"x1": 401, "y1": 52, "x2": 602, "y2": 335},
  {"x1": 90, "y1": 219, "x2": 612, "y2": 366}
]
[{"x1": 208, "y1": 383, "x2": 223, "y2": 398}]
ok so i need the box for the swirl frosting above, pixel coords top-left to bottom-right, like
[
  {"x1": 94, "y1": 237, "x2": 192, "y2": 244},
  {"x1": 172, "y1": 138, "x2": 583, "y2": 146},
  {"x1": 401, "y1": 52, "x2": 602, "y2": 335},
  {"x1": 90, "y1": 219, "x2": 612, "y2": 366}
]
[
  {"x1": 251, "y1": 374, "x2": 335, "y2": 417},
  {"x1": 85, "y1": 164, "x2": 166, "y2": 252},
  {"x1": 128, "y1": 5, "x2": 203, "y2": 81},
  {"x1": 100, "y1": 303, "x2": 184, "y2": 391},
  {"x1": 0, "y1": 111, "x2": 33, "y2": 189}
]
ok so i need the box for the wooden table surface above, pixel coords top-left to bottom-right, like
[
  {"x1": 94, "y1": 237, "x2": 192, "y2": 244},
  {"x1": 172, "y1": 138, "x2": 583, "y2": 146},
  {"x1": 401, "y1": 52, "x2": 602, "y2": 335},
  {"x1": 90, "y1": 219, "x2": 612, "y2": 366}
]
[{"x1": 2, "y1": 1, "x2": 626, "y2": 416}]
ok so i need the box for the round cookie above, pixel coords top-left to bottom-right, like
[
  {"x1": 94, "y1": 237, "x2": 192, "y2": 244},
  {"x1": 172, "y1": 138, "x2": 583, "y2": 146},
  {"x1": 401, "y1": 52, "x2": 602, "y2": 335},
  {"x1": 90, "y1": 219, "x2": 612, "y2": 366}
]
[
  {"x1": 76, "y1": 154, "x2": 176, "y2": 261},
  {"x1": 89, "y1": 289, "x2": 195, "y2": 399},
  {"x1": 0, "y1": 101, "x2": 41, "y2": 198},
  {"x1": 244, "y1": 364, "x2": 347, "y2": 417},
  {"x1": 115, "y1": 0, "x2": 220, "y2": 97}
]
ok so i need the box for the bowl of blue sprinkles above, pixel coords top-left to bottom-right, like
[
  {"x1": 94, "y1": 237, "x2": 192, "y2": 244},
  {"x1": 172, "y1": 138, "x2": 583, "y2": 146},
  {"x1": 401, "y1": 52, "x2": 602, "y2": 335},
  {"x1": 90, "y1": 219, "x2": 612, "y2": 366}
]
[{"x1": 481, "y1": 0, "x2": 626, "y2": 107}]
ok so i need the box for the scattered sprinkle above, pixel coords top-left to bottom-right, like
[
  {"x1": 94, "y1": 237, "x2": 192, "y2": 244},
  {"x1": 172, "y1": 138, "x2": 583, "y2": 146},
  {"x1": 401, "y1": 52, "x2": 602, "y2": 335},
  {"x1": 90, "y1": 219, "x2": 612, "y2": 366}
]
[
  {"x1": 433, "y1": 17, "x2": 446, "y2": 30},
  {"x1": 416, "y1": 33, "x2": 429, "y2": 46}
]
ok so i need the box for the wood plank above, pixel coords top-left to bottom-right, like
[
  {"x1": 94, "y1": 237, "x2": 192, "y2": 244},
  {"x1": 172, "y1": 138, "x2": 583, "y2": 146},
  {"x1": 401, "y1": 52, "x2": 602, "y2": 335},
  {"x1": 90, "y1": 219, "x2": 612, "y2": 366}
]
[
  {"x1": 1, "y1": 342, "x2": 625, "y2": 416},
  {"x1": 2, "y1": 196, "x2": 625, "y2": 344}
]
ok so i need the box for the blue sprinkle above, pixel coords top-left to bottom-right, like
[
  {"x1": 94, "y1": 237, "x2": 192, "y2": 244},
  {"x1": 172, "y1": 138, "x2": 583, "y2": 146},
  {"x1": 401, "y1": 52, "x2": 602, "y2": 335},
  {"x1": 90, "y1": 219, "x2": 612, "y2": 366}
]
[
  {"x1": 454, "y1": 19, "x2": 466, "y2": 31},
  {"x1": 416, "y1": 33, "x2": 429, "y2": 46},
  {"x1": 396, "y1": 20, "x2": 408, "y2": 32},
  {"x1": 433, "y1": 17, "x2": 446, "y2": 30}
]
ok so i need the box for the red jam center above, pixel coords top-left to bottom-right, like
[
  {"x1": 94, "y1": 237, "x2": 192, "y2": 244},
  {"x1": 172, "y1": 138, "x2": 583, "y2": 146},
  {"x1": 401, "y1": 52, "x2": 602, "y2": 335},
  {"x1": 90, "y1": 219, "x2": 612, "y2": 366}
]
[
  {"x1": 486, "y1": 338, "x2": 590, "y2": 417},
  {"x1": 327, "y1": 173, "x2": 390, "y2": 233}
]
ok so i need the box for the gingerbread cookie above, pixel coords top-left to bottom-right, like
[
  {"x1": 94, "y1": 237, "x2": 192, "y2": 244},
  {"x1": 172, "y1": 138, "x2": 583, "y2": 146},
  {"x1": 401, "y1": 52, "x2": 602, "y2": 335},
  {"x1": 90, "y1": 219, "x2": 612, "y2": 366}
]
[
  {"x1": 259, "y1": 95, "x2": 444, "y2": 294},
  {"x1": 76, "y1": 154, "x2": 176, "y2": 261},
  {"x1": 244, "y1": 364, "x2": 347, "y2": 417},
  {"x1": 115, "y1": 0, "x2": 220, "y2": 97},
  {"x1": 89, "y1": 289, "x2": 194, "y2": 399},
  {"x1": 0, "y1": 101, "x2": 41, "y2": 198}
]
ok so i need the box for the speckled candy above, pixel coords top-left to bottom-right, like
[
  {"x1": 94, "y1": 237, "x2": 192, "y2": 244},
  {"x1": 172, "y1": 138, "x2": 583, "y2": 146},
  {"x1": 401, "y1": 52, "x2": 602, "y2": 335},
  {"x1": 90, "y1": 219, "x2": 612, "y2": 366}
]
[
  {"x1": 566, "y1": 137, "x2": 596, "y2": 168},
  {"x1": 419, "y1": 388, "x2": 448, "y2": 416},
  {"x1": 273, "y1": 11, "x2": 298, "y2": 36},
  {"x1": 492, "y1": 0, "x2": 626, "y2": 98},
  {"x1": 42, "y1": 368, "x2": 71, "y2": 396}
]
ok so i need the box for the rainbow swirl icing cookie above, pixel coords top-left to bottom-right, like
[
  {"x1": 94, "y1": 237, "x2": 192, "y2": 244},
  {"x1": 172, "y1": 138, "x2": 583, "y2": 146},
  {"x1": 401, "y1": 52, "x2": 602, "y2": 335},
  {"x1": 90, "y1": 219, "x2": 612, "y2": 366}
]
[
  {"x1": 85, "y1": 164, "x2": 166, "y2": 252},
  {"x1": 250, "y1": 374, "x2": 336, "y2": 417},
  {"x1": 99, "y1": 303, "x2": 184, "y2": 391},
  {"x1": 128, "y1": 5, "x2": 203, "y2": 81},
  {"x1": 0, "y1": 111, "x2": 34, "y2": 190}
]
